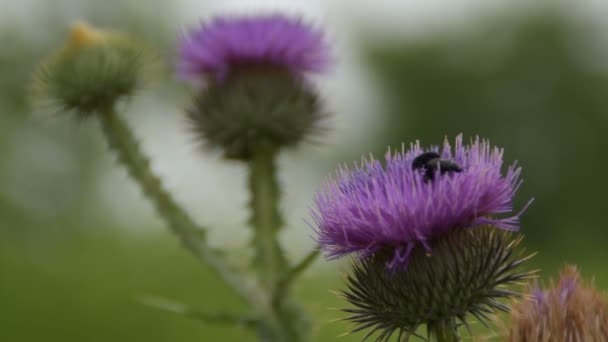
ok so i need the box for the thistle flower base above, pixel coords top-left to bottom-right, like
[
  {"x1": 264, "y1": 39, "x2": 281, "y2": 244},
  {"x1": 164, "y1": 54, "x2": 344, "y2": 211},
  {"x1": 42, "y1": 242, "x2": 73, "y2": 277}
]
[
  {"x1": 341, "y1": 226, "x2": 534, "y2": 341},
  {"x1": 189, "y1": 66, "x2": 324, "y2": 159}
]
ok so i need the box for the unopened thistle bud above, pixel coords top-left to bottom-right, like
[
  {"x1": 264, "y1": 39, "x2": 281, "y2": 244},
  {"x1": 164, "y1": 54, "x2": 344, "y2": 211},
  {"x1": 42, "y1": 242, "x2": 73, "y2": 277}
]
[
  {"x1": 509, "y1": 265, "x2": 608, "y2": 342},
  {"x1": 177, "y1": 14, "x2": 331, "y2": 159},
  {"x1": 311, "y1": 135, "x2": 535, "y2": 340},
  {"x1": 32, "y1": 23, "x2": 151, "y2": 117}
]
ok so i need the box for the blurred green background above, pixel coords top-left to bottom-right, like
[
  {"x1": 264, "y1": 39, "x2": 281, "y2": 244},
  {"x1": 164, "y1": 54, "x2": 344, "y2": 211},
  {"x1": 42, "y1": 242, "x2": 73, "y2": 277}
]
[{"x1": 1, "y1": 1, "x2": 607, "y2": 341}]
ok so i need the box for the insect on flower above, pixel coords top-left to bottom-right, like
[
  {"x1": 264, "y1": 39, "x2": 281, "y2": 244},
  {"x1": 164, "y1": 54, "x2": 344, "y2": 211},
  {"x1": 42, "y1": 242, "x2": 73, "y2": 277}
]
[{"x1": 412, "y1": 151, "x2": 463, "y2": 182}]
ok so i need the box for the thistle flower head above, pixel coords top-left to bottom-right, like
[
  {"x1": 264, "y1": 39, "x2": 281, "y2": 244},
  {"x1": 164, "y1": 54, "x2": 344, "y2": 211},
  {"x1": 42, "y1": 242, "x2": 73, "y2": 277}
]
[
  {"x1": 510, "y1": 266, "x2": 608, "y2": 342},
  {"x1": 312, "y1": 134, "x2": 531, "y2": 268},
  {"x1": 177, "y1": 14, "x2": 330, "y2": 82},
  {"x1": 32, "y1": 23, "x2": 152, "y2": 117},
  {"x1": 314, "y1": 136, "x2": 535, "y2": 339},
  {"x1": 179, "y1": 14, "x2": 330, "y2": 160}
]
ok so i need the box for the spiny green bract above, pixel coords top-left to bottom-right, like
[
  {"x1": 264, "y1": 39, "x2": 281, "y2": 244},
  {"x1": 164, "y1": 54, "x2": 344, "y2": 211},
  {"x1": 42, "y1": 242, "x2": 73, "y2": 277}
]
[
  {"x1": 340, "y1": 226, "x2": 535, "y2": 341},
  {"x1": 32, "y1": 23, "x2": 152, "y2": 117},
  {"x1": 188, "y1": 65, "x2": 326, "y2": 160}
]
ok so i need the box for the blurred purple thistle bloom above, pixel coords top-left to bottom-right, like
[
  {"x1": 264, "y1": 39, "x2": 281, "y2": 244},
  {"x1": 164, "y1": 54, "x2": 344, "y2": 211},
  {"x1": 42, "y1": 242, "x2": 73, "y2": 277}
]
[
  {"x1": 532, "y1": 289, "x2": 547, "y2": 306},
  {"x1": 311, "y1": 134, "x2": 532, "y2": 268},
  {"x1": 530, "y1": 270, "x2": 579, "y2": 313},
  {"x1": 177, "y1": 14, "x2": 330, "y2": 82}
]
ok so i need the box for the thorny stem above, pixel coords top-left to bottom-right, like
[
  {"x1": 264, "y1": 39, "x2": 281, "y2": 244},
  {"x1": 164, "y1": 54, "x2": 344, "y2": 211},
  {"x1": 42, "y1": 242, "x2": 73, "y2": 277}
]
[
  {"x1": 98, "y1": 107, "x2": 268, "y2": 313},
  {"x1": 248, "y1": 145, "x2": 312, "y2": 341},
  {"x1": 274, "y1": 249, "x2": 320, "y2": 304},
  {"x1": 248, "y1": 146, "x2": 288, "y2": 291},
  {"x1": 430, "y1": 320, "x2": 459, "y2": 342},
  {"x1": 99, "y1": 107, "x2": 317, "y2": 341},
  {"x1": 139, "y1": 296, "x2": 258, "y2": 327}
]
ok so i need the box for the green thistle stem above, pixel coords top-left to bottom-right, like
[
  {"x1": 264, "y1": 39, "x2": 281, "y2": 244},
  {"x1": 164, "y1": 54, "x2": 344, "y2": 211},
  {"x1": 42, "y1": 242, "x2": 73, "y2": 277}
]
[
  {"x1": 430, "y1": 321, "x2": 459, "y2": 342},
  {"x1": 275, "y1": 250, "x2": 320, "y2": 303},
  {"x1": 98, "y1": 107, "x2": 312, "y2": 341},
  {"x1": 98, "y1": 107, "x2": 267, "y2": 311},
  {"x1": 247, "y1": 146, "x2": 288, "y2": 291},
  {"x1": 248, "y1": 146, "x2": 311, "y2": 341}
]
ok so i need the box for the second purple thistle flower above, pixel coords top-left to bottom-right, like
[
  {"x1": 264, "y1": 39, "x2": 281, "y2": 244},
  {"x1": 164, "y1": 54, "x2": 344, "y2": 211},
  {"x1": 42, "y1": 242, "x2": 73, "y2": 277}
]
[
  {"x1": 312, "y1": 134, "x2": 532, "y2": 268},
  {"x1": 177, "y1": 14, "x2": 330, "y2": 82},
  {"x1": 177, "y1": 14, "x2": 331, "y2": 160}
]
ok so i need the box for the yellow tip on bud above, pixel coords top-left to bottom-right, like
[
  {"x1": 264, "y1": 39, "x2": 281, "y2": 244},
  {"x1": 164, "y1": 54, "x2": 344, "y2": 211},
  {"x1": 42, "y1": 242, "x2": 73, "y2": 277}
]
[
  {"x1": 32, "y1": 22, "x2": 152, "y2": 117},
  {"x1": 67, "y1": 22, "x2": 105, "y2": 49}
]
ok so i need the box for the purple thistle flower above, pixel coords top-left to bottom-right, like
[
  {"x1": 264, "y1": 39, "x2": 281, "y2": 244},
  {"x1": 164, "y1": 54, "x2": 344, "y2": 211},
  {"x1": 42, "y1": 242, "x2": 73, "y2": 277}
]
[
  {"x1": 311, "y1": 134, "x2": 532, "y2": 268},
  {"x1": 177, "y1": 14, "x2": 330, "y2": 82}
]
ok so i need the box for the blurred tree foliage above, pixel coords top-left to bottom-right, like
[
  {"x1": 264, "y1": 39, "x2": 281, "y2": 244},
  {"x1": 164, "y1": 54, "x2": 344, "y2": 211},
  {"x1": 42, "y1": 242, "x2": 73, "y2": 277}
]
[{"x1": 365, "y1": 10, "x2": 608, "y2": 250}]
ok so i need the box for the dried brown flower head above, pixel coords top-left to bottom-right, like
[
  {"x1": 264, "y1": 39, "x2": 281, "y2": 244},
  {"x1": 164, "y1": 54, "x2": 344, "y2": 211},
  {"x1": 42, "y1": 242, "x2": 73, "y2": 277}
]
[{"x1": 509, "y1": 265, "x2": 608, "y2": 342}]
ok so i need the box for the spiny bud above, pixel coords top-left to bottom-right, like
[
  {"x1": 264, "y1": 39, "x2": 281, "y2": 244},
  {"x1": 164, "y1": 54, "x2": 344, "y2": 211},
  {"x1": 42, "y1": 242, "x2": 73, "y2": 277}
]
[
  {"x1": 340, "y1": 226, "x2": 534, "y2": 341},
  {"x1": 177, "y1": 15, "x2": 331, "y2": 160},
  {"x1": 32, "y1": 22, "x2": 152, "y2": 117},
  {"x1": 188, "y1": 66, "x2": 325, "y2": 159},
  {"x1": 509, "y1": 265, "x2": 608, "y2": 342}
]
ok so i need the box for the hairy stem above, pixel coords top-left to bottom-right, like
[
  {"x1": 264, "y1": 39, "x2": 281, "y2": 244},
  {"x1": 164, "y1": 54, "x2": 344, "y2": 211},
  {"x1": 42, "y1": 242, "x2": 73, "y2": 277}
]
[
  {"x1": 139, "y1": 296, "x2": 258, "y2": 327},
  {"x1": 248, "y1": 146, "x2": 288, "y2": 291},
  {"x1": 274, "y1": 249, "x2": 320, "y2": 304},
  {"x1": 247, "y1": 146, "x2": 311, "y2": 341},
  {"x1": 98, "y1": 107, "x2": 267, "y2": 311}
]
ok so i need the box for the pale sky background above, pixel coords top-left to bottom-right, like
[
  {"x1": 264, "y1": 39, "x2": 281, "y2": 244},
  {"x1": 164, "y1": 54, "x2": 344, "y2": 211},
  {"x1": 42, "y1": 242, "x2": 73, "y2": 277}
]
[{"x1": 3, "y1": 0, "x2": 608, "y2": 261}]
